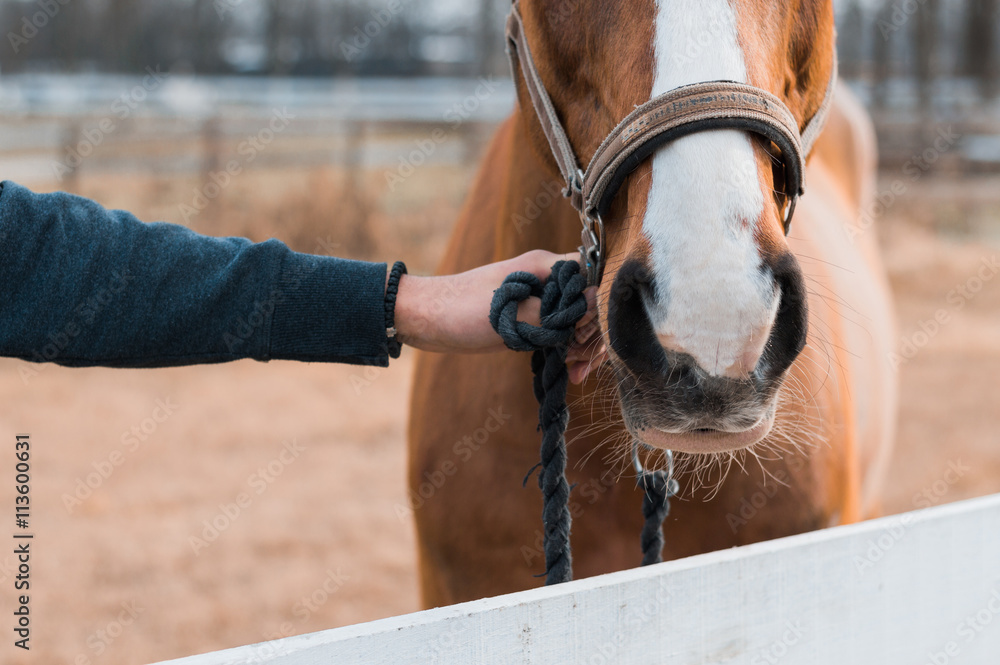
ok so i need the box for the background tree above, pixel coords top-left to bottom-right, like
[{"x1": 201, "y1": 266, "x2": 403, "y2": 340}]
[{"x1": 964, "y1": 0, "x2": 1000, "y2": 99}]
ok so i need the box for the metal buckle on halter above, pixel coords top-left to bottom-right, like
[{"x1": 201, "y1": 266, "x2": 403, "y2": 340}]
[{"x1": 578, "y1": 214, "x2": 605, "y2": 287}]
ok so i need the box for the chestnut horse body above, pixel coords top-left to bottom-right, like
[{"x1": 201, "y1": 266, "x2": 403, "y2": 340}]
[{"x1": 409, "y1": 0, "x2": 896, "y2": 607}]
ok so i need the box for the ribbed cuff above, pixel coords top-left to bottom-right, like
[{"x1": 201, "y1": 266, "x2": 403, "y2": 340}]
[{"x1": 269, "y1": 253, "x2": 390, "y2": 366}]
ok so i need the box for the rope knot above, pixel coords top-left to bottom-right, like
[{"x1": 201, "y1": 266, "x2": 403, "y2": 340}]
[{"x1": 489, "y1": 261, "x2": 587, "y2": 354}]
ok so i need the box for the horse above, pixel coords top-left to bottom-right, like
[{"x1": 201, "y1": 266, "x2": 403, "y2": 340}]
[{"x1": 408, "y1": 0, "x2": 897, "y2": 607}]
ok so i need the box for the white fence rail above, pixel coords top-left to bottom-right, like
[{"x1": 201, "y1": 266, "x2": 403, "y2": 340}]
[{"x1": 159, "y1": 493, "x2": 1000, "y2": 665}]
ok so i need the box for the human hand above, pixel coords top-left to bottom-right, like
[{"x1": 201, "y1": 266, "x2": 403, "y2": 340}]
[{"x1": 394, "y1": 250, "x2": 606, "y2": 383}]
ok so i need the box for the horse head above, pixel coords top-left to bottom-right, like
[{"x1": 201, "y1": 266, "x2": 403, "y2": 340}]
[{"x1": 510, "y1": 0, "x2": 837, "y2": 454}]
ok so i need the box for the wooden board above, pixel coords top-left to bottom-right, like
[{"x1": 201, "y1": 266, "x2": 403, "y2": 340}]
[{"x1": 159, "y1": 493, "x2": 1000, "y2": 665}]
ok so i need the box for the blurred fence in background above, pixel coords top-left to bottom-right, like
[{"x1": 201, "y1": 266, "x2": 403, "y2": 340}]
[
  {"x1": 838, "y1": 0, "x2": 1000, "y2": 168},
  {"x1": 0, "y1": 76, "x2": 512, "y2": 183},
  {"x1": 0, "y1": 75, "x2": 514, "y2": 269},
  {"x1": 1, "y1": 0, "x2": 1000, "y2": 248}
]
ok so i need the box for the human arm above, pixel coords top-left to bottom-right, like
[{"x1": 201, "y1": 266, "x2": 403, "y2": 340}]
[
  {"x1": 0, "y1": 182, "x2": 604, "y2": 375},
  {"x1": 0, "y1": 181, "x2": 393, "y2": 367}
]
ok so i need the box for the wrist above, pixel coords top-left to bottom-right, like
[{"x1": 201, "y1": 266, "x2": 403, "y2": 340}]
[
  {"x1": 394, "y1": 273, "x2": 425, "y2": 348},
  {"x1": 396, "y1": 274, "x2": 456, "y2": 352}
]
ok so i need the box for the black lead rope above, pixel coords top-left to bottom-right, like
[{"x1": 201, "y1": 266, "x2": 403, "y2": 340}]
[
  {"x1": 634, "y1": 446, "x2": 680, "y2": 567},
  {"x1": 489, "y1": 260, "x2": 678, "y2": 585},
  {"x1": 489, "y1": 260, "x2": 584, "y2": 585}
]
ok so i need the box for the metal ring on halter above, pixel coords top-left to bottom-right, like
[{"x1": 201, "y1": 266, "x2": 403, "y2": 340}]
[
  {"x1": 631, "y1": 439, "x2": 680, "y2": 497},
  {"x1": 578, "y1": 214, "x2": 605, "y2": 288},
  {"x1": 782, "y1": 194, "x2": 798, "y2": 235}
]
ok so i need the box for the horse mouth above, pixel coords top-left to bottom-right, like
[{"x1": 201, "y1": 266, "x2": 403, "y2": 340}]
[
  {"x1": 621, "y1": 399, "x2": 777, "y2": 454},
  {"x1": 607, "y1": 338, "x2": 782, "y2": 455}
]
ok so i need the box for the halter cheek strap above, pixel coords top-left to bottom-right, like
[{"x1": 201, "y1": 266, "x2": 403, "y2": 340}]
[{"x1": 505, "y1": 1, "x2": 838, "y2": 286}]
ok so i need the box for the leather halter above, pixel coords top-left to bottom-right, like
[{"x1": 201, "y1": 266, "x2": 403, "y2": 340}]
[{"x1": 504, "y1": 1, "x2": 838, "y2": 286}]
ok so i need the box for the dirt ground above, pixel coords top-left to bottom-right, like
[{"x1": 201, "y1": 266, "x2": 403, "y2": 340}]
[{"x1": 1, "y1": 165, "x2": 999, "y2": 664}]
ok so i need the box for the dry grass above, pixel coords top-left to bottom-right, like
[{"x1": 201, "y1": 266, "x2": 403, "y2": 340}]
[{"x1": 46, "y1": 162, "x2": 468, "y2": 274}]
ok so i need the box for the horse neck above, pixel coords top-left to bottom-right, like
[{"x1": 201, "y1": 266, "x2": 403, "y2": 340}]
[{"x1": 494, "y1": 114, "x2": 582, "y2": 259}]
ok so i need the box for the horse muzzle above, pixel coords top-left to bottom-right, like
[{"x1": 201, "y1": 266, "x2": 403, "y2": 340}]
[{"x1": 604, "y1": 255, "x2": 807, "y2": 454}]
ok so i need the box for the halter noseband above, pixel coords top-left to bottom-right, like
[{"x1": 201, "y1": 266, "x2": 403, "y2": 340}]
[{"x1": 505, "y1": 1, "x2": 838, "y2": 286}]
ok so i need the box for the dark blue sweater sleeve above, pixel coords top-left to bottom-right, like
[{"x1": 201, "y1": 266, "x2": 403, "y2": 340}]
[{"x1": 0, "y1": 181, "x2": 391, "y2": 367}]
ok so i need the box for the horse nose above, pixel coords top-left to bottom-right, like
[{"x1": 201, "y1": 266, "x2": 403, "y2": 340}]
[
  {"x1": 655, "y1": 325, "x2": 771, "y2": 379},
  {"x1": 607, "y1": 254, "x2": 807, "y2": 384}
]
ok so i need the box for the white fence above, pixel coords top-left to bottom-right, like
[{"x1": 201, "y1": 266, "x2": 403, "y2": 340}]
[{"x1": 159, "y1": 493, "x2": 1000, "y2": 665}]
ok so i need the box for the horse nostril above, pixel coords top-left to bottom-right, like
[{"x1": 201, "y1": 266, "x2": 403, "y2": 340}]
[
  {"x1": 607, "y1": 260, "x2": 667, "y2": 376},
  {"x1": 762, "y1": 251, "x2": 809, "y2": 380}
]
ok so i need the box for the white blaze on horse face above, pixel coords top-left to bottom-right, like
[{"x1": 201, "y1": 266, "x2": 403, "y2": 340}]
[{"x1": 641, "y1": 0, "x2": 779, "y2": 378}]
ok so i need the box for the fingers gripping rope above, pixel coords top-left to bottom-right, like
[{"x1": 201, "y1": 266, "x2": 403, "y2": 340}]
[
  {"x1": 490, "y1": 260, "x2": 677, "y2": 583},
  {"x1": 489, "y1": 261, "x2": 588, "y2": 352}
]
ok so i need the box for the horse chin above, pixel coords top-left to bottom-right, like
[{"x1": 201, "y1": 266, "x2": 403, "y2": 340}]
[{"x1": 625, "y1": 405, "x2": 776, "y2": 455}]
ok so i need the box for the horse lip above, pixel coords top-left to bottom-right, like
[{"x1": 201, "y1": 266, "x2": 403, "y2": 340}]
[{"x1": 629, "y1": 408, "x2": 776, "y2": 454}]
